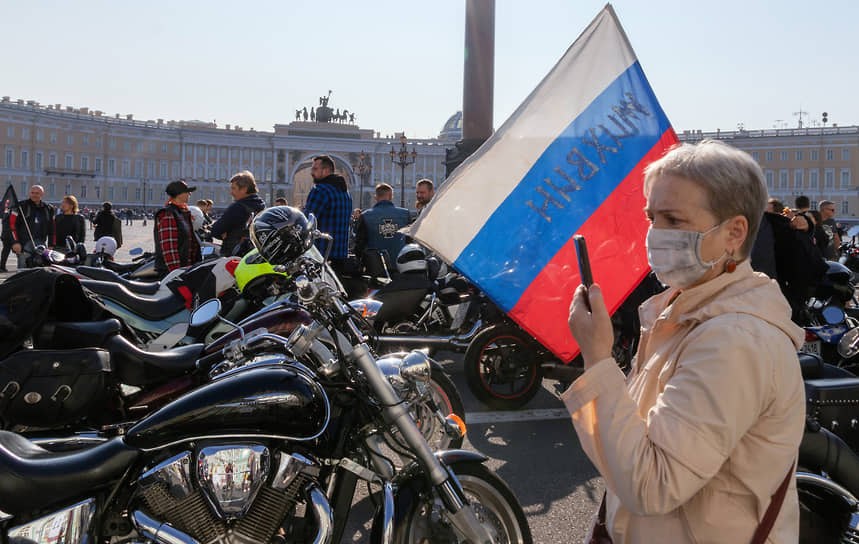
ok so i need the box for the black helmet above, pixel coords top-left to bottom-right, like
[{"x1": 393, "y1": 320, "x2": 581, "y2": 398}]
[{"x1": 249, "y1": 206, "x2": 316, "y2": 265}]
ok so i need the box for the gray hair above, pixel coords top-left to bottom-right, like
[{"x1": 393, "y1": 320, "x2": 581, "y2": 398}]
[
  {"x1": 643, "y1": 139, "x2": 766, "y2": 258},
  {"x1": 818, "y1": 200, "x2": 835, "y2": 211}
]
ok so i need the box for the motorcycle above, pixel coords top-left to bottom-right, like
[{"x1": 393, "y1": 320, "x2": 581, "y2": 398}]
[
  {"x1": 799, "y1": 261, "x2": 859, "y2": 368},
  {"x1": 462, "y1": 272, "x2": 664, "y2": 410},
  {"x1": 797, "y1": 352, "x2": 859, "y2": 542},
  {"x1": 0, "y1": 250, "x2": 531, "y2": 544}
]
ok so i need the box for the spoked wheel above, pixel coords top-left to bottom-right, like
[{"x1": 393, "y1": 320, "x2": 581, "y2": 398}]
[
  {"x1": 387, "y1": 361, "x2": 466, "y2": 455},
  {"x1": 394, "y1": 461, "x2": 533, "y2": 544},
  {"x1": 464, "y1": 324, "x2": 543, "y2": 410},
  {"x1": 410, "y1": 364, "x2": 466, "y2": 450}
]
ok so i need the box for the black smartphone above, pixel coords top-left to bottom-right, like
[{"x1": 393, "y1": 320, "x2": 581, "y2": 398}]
[{"x1": 574, "y1": 234, "x2": 593, "y2": 288}]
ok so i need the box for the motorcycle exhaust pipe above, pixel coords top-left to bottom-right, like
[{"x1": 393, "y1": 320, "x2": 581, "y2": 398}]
[
  {"x1": 307, "y1": 484, "x2": 334, "y2": 544},
  {"x1": 132, "y1": 510, "x2": 201, "y2": 544},
  {"x1": 374, "y1": 320, "x2": 484, "y2": 351}
]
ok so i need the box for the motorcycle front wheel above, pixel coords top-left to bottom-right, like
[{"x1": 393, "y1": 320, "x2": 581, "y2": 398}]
[
  {"x1": 394, "y1": 461, "x2": 533, "y2": 544},
  {"x1": 464, "y1": 324, "x2": 543, "y2": 410}
]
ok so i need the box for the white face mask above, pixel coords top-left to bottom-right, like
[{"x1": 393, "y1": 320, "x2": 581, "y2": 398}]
[{"x1": 646, "y1": 221, "x2": 727, "y2": 289}]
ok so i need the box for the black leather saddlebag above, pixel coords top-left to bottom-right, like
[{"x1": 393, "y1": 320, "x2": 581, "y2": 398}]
[
  {"x1": 806, "y1": 377, "x2": 859, "y2": 452},
  {"x1": 0, "y1": 348, "x2": 111, "y2": 426}
]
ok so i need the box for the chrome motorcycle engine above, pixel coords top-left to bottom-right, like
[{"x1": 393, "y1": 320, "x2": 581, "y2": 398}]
[{"x1": 136, "y1": 445, "x2": 322, "y2": 544}]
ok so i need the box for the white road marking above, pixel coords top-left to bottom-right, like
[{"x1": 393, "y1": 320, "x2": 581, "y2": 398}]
[{"x1": 464, "y1": 408, "x2": 570, "y2": 424}]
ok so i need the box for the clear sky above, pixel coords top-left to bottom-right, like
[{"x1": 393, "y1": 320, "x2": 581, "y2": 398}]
[{"x1": 2, "y1": 0, "x2": 856, "y2": 140}]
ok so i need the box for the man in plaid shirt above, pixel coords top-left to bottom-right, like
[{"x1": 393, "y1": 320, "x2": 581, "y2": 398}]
[
  {"x1": 303, "y1": 155, "x2": 353, "y2": 276},
  {"x1": 154, "y1": 180, "x2": 202, "y2": 276}
]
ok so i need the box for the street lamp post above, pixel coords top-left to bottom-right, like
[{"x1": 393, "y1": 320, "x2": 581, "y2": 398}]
[
  {"x1": 389, "y1": 135, "x2": 417, "y2": 208},
  {"x1": 352, "y1": 152, "x2": 372, "y2": 208},
  {"x1": 142, "y1": 178, "x2": 148, "y2": 226}
]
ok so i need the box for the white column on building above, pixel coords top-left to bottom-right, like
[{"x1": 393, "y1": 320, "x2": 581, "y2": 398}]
[
  {"x1": 433, "y1": 155, "x2": 438, "y2": 182},
  {"x1": 192, "y1": 143, "x2": 197, "y2": 178},
  {"x1": 422, "y1": 156, "x2": 427, "y2": 180},
  {"x1": 227, "y1": 147, "x2": 232, "y2": 177},
  {"x1": 204, "y1": 145, "x2": 209, "y2": 182},
  {"x1": 216, "y1": 146, "x2": 220, "y2": 179}
]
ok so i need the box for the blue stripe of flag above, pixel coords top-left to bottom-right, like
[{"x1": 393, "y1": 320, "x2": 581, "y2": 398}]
[{"x1": 452, "y1": 61, "x2": 672, "y2": 312}]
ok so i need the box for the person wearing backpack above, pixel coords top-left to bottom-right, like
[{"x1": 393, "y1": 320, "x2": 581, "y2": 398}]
[{"x1": 210, "y1": 171, "x2": 265, "y2": 257}]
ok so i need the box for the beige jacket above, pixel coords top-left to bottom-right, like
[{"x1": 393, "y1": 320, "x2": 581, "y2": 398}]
[{"x1": 562, "y1": 261, "x2": 805, "y2": 543}]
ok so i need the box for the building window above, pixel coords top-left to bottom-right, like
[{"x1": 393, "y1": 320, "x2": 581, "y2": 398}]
[
  {"x1": 122, "y1": 159, "x2": 130, "y2": 177},
  {"x1": 95, "y1": 158, "x2": 102, "y2": 173},
  {"x1": 108, "y1": 186, "x2": 114, "y2": 200},
  {"x1": 122, "y1": 186, "x2": 127, "y2": 200},
  {"x1": 82, "y1": 134, "x2": 89, "y2": 146},
  {"x1": 160, "y1": 160, "x2": 168, "y2": 178},
  {"x1": 135, "y1": 159, "x2": 143, "y2": 177},
  {"x1": 81, "y1": 155, "x2": 89, "y2": 171},
  {"x1": 780, "y1": 151, "x2": 788, "y2": 162},
  {"x1": 161, "y1": 143, "x2": 168, "y2": 154},
  {"x1": 108, "y1": 159, "x2": 116, "y2": 175},
  {"x1": 148, "y1": 160, "x2": 155, "y2": 178},
  {"x1": 208, "y1": 165, "x2": 216, "y2": 179},
  {"x1": 841, "y1": 168, "x2": 851, "y2": 188},
  {"x1": 5, "y1": 147, "x2": 13, "y2": 168},
  {"x1": 66, "y1": 134, "x2": 74, "y2": 146},
  {"x1": 124, "y1": 140, "x2": 132, "y2": 152},
  {"x1": 135, "y1": 188, "x2": 141, "y2": 201},
  {"x1": 109, "y1": 137, "x2": 116, "y2": 151},
  {"x1": 843, "y1": 201, "x2": 850, "y2": 215},
  {"x1": 21, "y1": 127, "x2": 29, "y2": 140},
  {"x1": 843, "y1": 149, "x2": 851, "y2": 161},
  {"x1": 49, "y1": 182, "x2": 55, "y2": 197},
  {"x1": 794, "y1": 169, "x2": 804, "y2": 188},
  {"x1": 36, "y1": 129, "x2": 44, "y2": 143},
  {"x1": 826, "y1": 149, "x2": 835, "y2": 161},
  {"x1": 149, "y1": 142, "x2": 156, "y2": 154},
  {"x1": 81, "y1": 184, "x2": 86, "y2": 198},
  {"x1": 65, "y1": 153, "x2": 73, "y2": 169},
  {"x1": 811, "y1": 149, "x2": 819, "y2": 161},
  {"x1": 825, "y1": 168, "x2": 835, "y2": 188},
  {"x1": 173, "y1": 144, "x2": 180, "y2": 156},
  {"x1": 96, "y1": 136, "x2": 103, "y2": 149},
  {"x1": 765, "y1": 151, "x2": 773, "y2": 162},
  {"x1": 35, "y1": 152, "x2": 43, "y2": 170},
  {"x1": 751, "y1": 151, "x2": 759, "y2": 161},
  {"x1": 779, "y1": 169, "x2": 789, "y2": 188},
  {"x1": 796, "y1": 150, "x2": 803, "y2": 161},
  {"x1": 49, "y1": 152, "x2": 57, "y2": 168},
  {"x1": 20, "y1": 150, "x2": 28, "y2": 169},
  {"x1": 765, "y1": 169, "x2": 774, "y2": 189},
  {"x1": 172, "y1": 161, "x2": 180, "y2": 178},
  {"x1": 135, "y1": 141, "x2": 143, "y2": 153},
  {"x1": 49, "y1": 132, "x2": 57, "y2": 145},
  {"x1": 809, "y1": 170, "x2": 819, "y2": 188},
  {"x1": 6, "y1": 126, "x2": 14, "y2": 138}
]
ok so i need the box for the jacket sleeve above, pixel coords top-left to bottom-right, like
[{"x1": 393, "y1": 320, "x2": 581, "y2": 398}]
[
  {"x1": 562, "y1": 315, "x2": 774, "y2": 515},
  {"x1": 354, "y1": 214, "x2": 368, "y2": 257},
  {"x1": 77, "y1": 215, "x2": 86, "y2": 244},
  {"x1": 210, "y1": 203, "x2": 239, "y2": 239},
  {"x1": 303, "y1": 187, "x2": 326, "y2": 219}
]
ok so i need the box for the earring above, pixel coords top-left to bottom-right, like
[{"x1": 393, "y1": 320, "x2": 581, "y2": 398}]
[{"x1": 724, "y1": 252, "x2": 737, "y2": 273}]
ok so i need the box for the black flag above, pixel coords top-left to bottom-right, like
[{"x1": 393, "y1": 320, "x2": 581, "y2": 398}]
[{"x1": 1, "y1": 185, "x2": 18, "y2": 217}]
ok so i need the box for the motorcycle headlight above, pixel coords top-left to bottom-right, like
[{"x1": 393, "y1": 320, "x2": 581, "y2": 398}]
[{"x1": 399, "y1": 350, "x2": 431, "y2": 384}]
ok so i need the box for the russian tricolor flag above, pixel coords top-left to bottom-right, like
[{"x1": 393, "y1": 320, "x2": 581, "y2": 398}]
[{"x1": 410, "y1": 5, "x2": 678, "y2": 362}]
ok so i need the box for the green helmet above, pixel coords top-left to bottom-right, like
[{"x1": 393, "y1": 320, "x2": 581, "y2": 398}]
[{"x1": 234, "y1": 248, "x2": 290, "y2": 293}]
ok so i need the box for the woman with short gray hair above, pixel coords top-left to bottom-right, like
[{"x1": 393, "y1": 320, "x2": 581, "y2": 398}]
[{"x1": 566, "y1": 140, "x2": 804, "y2": 542}]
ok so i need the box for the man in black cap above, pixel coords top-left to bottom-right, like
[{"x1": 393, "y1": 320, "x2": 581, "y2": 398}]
[{"x1": 154, "y1": 180, "x2": 201, "y2": 276}]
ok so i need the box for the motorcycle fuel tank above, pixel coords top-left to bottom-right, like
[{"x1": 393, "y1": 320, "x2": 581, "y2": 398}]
[
  {"x1": 125, "y1": 364, "x2": 329, "y2": 450},
  {"x1": 204, "y1": 304, "x2": 313, "y2": 355}
]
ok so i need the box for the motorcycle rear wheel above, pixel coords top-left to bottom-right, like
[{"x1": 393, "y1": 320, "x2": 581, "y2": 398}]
[
  {"x1": 464, "y1": 325, "x2": 543, "y2": 410},
  {"x1": 394, "y1": 461, "x2": 533, "y2": 544}
]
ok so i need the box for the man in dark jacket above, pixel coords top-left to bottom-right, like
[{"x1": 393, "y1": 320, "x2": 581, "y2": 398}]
[
  {"x1": 354, "y1": 183, "x2": 410, "y2": 272},
  {"x1": 93, "y1": 202, "x2": 122, "y2": 247},
  {"x1": 154, "y1": 180, "x2": 202, "y2": 276},
  {"x1": 10, "y1": 185, "x2": 55, "y2": 268},
  {"x1": 210, "y1": 171, "x2": 266, "y2": 257},
  {"x1": 303, "y1": 155, "x2": 352, "y2": 275}
]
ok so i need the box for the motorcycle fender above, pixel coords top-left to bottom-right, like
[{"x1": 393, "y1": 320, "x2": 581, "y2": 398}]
[{"x1": 370, "y1": 450, "x2": 489, "y2": 543}]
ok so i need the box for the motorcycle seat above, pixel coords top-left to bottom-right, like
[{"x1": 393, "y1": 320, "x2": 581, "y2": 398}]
[
  {"x1": 104, "y1": 334, "x2": 204, "y2": 386},
  {"x1": 81, "y1": 279, "x2": 186, "y2": 321},
  {"x1": 34, "y1": 319, "x2": 123, "y2": 349},
  {"x1": 799, "y1": 352, "x2": 825, "y2": 380},
  {"x1": 0, "y1": 431, "x2": 138, "y2": 515},
  {"x1": 76, "y1": 266, "x2": 161, "y2": 295},
  {"x1": 103, "y1": 259, "x2": 144, "y2": 275}
]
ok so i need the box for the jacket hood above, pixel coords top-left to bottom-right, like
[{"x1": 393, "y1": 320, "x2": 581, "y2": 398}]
[
  {"x1": 641, "y1": 260, "x2": 805, "y2": 349},
  {"x1": 316, "y1": 174, "x2": 348, "y2": 192},
  {"x1": 240, "y1": 193, "x2": 267, "y2": 212}
]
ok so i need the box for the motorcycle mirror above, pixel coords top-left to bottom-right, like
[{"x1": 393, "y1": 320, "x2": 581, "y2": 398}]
[
  {"x1": 822, "y1": 305, "x2": 846, "y2": 326},
  {"x1": 129, "y1": 247, "x2": 144, "y2": 256},
  {"x1": 190, "y1": 299, "x2": 222, "y2": 328},
  {"x1": 838, "y1": 327, "x2": 859, "y2": 359}
]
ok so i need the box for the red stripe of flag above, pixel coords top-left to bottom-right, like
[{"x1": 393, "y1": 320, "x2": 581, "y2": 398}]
[{"x1": 509, "y1": 128, "x2": 678, "y2": 362}]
